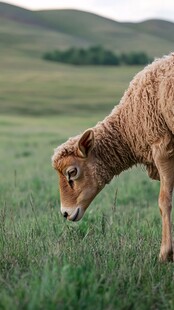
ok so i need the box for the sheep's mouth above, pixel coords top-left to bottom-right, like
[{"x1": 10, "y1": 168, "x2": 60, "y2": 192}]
[
  {"x1": 68, "y1": 208, "x2": 80, "y2": 222},
  {"x1": 72, "y1": 208, "x2": 80, "y2": 221}
]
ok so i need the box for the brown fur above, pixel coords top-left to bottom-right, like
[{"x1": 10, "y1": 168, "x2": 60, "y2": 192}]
[{"x1": 52, "y1": 53, "x2": 174, "y2": 262}]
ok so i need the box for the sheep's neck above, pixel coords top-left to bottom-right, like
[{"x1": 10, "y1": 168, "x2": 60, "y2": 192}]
[{"x1": 93, "y1": 110, "x2": 136, "y2": 185}]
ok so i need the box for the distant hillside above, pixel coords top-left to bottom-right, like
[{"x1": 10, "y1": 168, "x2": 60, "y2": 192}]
[
  {"x1": 0, "y1": 2, "x2": 45, "y2": 27},
  {"x1": 0, "y1": 2, "x2": 174, "y2": 58},
  {"x1": 35, "y1": 9, "x2": 174, "y2": 57},
  {"x1": 126, "y1": 19, "x2": 174, "y2": 43}
]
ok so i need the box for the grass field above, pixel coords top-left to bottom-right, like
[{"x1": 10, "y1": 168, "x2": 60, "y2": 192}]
[{"x1": 0, "y1": 54, "x2": 174, "y2": 310}]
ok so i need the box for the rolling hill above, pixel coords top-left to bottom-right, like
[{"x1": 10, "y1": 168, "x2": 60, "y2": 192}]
[{"x1": 0, "y1": 1, "x2": 174, "y2": 59}]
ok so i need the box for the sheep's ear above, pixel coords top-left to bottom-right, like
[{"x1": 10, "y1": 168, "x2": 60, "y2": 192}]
[{"x1": 78, "y1": 129, "x2": 94, "y2": 157}]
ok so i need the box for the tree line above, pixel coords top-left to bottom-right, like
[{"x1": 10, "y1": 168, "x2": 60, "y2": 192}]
[{"x1": 43, "y1": 46, "x2": 152, "y2": 66}]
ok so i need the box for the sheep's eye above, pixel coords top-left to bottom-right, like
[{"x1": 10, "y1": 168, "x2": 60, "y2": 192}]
[
  {"x1": 68, "y1": 167, "x2": 77, "y2": 179},
  {"x1": 65, "y1": 166, "x2": 79, "y2": 182}
]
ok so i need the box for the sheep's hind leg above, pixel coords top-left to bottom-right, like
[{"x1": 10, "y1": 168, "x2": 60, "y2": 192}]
[{"x1": 152, "y1": 139, "x2": 174, "y2": 262}]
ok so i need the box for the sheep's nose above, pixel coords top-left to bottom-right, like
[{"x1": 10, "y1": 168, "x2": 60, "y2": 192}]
[{"x1": 63, "y1": 211, "x2": 68, "y2": 219}]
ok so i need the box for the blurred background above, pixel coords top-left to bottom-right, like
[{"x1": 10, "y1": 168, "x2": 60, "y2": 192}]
[
  {"x1": 1, "y1": 1, "x2": 174, "y2": 308},
  {"x1": 1, "y1": 0, "x2": 174, "y2": 204}
]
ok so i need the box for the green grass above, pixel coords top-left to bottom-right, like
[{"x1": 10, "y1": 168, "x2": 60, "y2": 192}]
[
  {"x1": 0, "y1": 54, "x2": 139, "y2": 116},
  {"x1": 0, "y1": 53, "x2": 174, "y2": 309}
]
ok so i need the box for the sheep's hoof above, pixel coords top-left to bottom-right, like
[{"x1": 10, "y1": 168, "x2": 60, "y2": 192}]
[{"x1": 159, "y1": 250, "x2": 174, "y2": 263}]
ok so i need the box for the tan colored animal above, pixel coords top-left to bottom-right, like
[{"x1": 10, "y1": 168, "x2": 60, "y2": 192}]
[{"x1": 52, "y1": 53, "x2": 174, "y2": 262}]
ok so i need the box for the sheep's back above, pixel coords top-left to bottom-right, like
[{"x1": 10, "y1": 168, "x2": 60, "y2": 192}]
[{"x1": 113, "y1": 53, "x2": 174, "y2": 163}]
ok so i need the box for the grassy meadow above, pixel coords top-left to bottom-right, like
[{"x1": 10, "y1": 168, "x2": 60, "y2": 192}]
[{"x1": 1, "y1": 53, "x2": 174, "y2": 310}]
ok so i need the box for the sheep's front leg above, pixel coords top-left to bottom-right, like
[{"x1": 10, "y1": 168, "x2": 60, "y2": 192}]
[{"x1": 153, "y1": 142, "x2": 174, "y2": 262}]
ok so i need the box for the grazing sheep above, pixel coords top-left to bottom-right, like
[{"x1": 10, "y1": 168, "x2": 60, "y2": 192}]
[{"x1": 52, "y1": 53, "x2": 174, "y2": 262}]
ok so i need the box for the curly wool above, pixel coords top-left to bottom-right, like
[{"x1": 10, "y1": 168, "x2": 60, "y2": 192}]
[
  {"x1": 52, "y1": 135, "x2": 80, "y2": 170},
  {"x1": 84, "y1": 53, "x2": 174, "y2": 183}
]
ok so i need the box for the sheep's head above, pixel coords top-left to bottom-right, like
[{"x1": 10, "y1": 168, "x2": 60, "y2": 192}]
[{"x1": 52, "y1": 129, "x2": 102, "y2": 222}]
